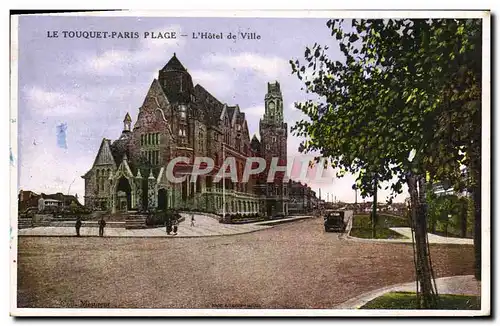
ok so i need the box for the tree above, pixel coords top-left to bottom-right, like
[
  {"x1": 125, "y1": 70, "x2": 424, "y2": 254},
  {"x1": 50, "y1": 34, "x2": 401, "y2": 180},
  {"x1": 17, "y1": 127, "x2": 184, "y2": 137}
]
[{"x1": 290, "y1": 18, "x2": 482, "y2": 307}]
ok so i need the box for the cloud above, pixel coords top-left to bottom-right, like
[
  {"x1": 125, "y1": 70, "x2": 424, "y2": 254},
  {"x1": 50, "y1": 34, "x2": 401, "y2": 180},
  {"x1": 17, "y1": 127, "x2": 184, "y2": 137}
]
[
  {"x1": 202, "y1": 52, "x2": 289, "y2": 80},
  {"x1": 190, "y1": 69, "x2": 236, "y2": 97},
  {"x1": 23, "y1": 86, "x2": 94, "y2": 117},
  {"x1": 241, "y1": 105, "x2": 265, "y2": 117},
  {"x1": 76, "y1": 25, "x2": 185, "y2": 76}
]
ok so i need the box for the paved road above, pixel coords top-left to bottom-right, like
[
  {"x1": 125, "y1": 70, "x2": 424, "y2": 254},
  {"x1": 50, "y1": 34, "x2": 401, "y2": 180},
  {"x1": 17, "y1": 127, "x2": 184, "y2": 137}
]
[
  {"x1": 17, "y1": 214, "x2": 311, "y2": 238},
  {"x1": 17, "y1": 217, "x2": 475, "y2": 309}
]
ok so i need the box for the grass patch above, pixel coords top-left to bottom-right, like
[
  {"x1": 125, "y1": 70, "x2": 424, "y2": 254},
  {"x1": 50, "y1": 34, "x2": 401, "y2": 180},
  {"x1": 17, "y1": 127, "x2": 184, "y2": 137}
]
[
  {"x1": 350, "y1": 227, "x2": 405, "y2": 239},
  {"x1": 361, "y1": 292, "x2": 480, "y2": 310},
  {"x1": 350, "y1": 214, "x2": 408, "y2": 239}
]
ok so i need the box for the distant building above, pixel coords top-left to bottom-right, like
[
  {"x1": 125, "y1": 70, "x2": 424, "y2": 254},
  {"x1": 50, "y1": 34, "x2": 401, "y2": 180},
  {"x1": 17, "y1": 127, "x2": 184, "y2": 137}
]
[
  {"x1": 288, "y1": 181, "x2": 318, "y2": 214},
  {"x1": 38, "y1": 198, "x2": 62, "y2": 212},
  {"x1": 18, "y1": 190, "x2": 82, "y2": 214}
]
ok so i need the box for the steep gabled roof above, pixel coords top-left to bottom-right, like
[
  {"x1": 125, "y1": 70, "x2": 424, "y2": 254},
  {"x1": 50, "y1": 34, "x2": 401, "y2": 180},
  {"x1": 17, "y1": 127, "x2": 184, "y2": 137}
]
[
  {"x1": 161, "y1": 53, "x2": 187, "y2": 71},
  {"x1": 193, "y1": 84, "x2": 224, "y2": 126},
  {"x1": 92, "y1": 139, "x2": 116, "y2": 167},
  {"x1": 250, "y1": 134, "x2": 261, "y2": 154},
  {"x1": 226, "y1": 106, "x2": 236, "y2": 122}
]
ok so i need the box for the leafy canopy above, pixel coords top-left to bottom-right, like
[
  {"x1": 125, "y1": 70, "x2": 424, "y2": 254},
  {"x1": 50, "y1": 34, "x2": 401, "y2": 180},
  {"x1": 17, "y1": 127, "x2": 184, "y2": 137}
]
[{"x1": 290, "y1": 19, "x2": 482, "y2": 199}]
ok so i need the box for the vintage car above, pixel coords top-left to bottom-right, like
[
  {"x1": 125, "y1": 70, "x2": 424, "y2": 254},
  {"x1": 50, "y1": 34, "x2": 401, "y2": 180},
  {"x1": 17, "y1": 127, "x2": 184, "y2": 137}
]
[{"x1": 323, "y1": 210, "x2": 353, "y2": 232}]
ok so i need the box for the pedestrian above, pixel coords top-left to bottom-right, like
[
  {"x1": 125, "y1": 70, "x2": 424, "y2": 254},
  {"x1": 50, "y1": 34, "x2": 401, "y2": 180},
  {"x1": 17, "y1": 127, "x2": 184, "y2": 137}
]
[
  {"x1": 190, "y1": 213, "x2": 195, "y2": 227},
  {"x1": 98, "y1": 216, "x2": 106, "y2": 237},
  {"x1": 75, "y1": 216, "x2": 82, "y2": 237},
  {"x1": 166, "y1": 217, "x2": 172, "y2": 235},
  {"x1": 173, "y1": 218, "x2": 178, "y2": 235}
]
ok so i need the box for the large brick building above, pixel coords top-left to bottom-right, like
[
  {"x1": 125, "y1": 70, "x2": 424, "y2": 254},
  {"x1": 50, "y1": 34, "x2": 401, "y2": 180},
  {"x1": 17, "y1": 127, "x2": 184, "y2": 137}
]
[{"x1": 82, "y1": 54, "x2": 289, "y2": 216}]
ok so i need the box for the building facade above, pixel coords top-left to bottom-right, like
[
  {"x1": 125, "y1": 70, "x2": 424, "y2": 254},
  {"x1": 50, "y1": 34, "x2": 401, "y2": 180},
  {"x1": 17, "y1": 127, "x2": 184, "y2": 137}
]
[
  {"x1": 18, "y1": 190, "x2": 82, "y2": 214},
  {"x1": 82, "y1": 54, "x2": 289, "y2": 216},
  {"x1": 287, "y1": 181, "x2": 317, "y2": 215}
]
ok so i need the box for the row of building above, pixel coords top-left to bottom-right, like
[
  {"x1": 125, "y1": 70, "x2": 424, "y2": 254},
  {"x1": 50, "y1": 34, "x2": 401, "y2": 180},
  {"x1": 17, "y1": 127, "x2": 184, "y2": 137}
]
[{"x1": 18, "y1": 190, "x2": 83, "y2": 215}]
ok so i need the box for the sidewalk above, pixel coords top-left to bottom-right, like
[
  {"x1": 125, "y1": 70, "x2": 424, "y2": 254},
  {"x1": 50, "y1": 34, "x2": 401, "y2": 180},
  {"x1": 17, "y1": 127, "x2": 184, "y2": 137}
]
[
  {"x1": 335, "y1": 275, "x2": 481, "y2": 309},
  {"x1": 17, "y1": 214, "x2": 311, "y2": 238},
  {"x1": 347, "y1": 227, "x2": 473, "y2": 245}
]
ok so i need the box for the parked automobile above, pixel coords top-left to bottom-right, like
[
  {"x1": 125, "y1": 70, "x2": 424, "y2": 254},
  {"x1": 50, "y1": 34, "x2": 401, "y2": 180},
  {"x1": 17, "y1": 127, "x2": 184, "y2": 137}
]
[{"x1": 324, "y1": 210, "x2": 353, "y2": 232}]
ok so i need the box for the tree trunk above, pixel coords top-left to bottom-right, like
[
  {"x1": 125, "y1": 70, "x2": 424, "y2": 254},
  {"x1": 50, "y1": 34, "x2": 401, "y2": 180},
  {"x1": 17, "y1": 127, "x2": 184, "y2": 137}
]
[
  {"x1": 468, "y1": 150, "x2": 481, "y2": 281},
  {"x1": 372, "y1": 177, "x2": 378, "y2": 238},
  {"x1": 407, "y1": 174, "x2": 438, "y2": 308},
  {"x1": 460, "y1": 199, "x2": 467, "y2": 238},
  {"x1": 472, "y1": 183, "x2": 481, "y2": 280}
]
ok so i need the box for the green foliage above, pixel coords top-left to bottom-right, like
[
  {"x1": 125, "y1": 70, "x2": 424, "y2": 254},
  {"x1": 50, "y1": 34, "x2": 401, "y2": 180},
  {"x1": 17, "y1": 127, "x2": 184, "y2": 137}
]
[
  {"x1": 426, "y1": 191, "x2": 472, "y2": 238},
  {"x1": 361, "y1": 292, "x2": 480, "y2": 310},
  {"x1": 351, "y1": 214, "x2": 408, "y2": 239},
  {"x1": 289, "y1": 19, "x2": 482, "y2": 198},
  {"x1": 145, "y1": 210, "x2": 181, "y2": 226}
]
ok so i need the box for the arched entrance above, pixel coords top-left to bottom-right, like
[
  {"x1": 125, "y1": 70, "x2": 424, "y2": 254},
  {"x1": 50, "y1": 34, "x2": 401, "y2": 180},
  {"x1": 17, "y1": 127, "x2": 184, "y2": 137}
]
[
  {"x1": 158, "y1": 188, "x2": 167, "y2": 210},
  {"x1": 116, "y1": 177, "x2": 132, "y2": 211}
]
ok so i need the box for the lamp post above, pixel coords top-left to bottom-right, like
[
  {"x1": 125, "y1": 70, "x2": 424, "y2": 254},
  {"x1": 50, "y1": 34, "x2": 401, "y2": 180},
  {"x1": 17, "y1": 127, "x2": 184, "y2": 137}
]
[{"x1": 222, "y1": 143, "x2": 226, "y2": 222}]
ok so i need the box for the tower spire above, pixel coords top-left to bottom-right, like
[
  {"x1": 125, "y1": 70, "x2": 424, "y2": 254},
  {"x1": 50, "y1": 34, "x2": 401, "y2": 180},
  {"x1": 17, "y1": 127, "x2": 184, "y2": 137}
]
[{"x1": 123, "y1": 112, "x2": 132, "y2": 132}]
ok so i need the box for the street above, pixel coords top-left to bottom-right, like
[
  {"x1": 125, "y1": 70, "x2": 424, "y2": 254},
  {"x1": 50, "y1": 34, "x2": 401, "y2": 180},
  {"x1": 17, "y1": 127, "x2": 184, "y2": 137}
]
[{"x1": 17, "y1": 217, "x2": 474, "y2": 309}]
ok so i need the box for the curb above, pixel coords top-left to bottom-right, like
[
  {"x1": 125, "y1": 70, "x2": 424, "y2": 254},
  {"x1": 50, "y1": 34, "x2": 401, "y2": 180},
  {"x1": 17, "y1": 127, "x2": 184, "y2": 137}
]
[
  {"x1": 335, "y1": 275, "x2": 479, "y2": 309},
  {"x1": 345, "y1": 221, "x2": 473, "y2": 246}
]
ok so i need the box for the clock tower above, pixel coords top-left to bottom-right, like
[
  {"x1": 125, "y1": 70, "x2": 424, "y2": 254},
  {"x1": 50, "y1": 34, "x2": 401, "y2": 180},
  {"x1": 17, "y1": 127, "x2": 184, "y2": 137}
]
[{"x1": 259, "y1": 81, "x2": 288, "y2": 216}]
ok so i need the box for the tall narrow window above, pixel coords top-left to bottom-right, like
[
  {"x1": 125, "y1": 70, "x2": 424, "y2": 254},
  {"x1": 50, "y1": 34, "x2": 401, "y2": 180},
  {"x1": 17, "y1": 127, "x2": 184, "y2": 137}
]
[
  {"x1": 179, "y1": 105, "x2": 187, "y2": 120},
  {"x1": 198, "y1": 131, "x2": 203, "y2": 151}
]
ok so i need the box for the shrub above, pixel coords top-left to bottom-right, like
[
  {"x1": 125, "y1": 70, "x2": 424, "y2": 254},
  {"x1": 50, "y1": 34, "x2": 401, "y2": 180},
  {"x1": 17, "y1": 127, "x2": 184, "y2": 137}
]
[{"x1": 145, "y1": 210, "x2": 182, "y2": 226}]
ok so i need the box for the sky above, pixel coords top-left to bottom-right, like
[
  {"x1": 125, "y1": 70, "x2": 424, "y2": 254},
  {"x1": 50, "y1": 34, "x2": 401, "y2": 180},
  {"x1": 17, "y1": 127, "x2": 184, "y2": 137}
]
[{"x1": 16, "y1": 14, "x2": 409, "y2": 204}]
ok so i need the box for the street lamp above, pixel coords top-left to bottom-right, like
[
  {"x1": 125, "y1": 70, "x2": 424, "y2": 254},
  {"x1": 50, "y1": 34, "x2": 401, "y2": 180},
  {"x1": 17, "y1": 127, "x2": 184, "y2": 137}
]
[{"x1": 222, "y1": 143, "x2": 226, "y2": 222}]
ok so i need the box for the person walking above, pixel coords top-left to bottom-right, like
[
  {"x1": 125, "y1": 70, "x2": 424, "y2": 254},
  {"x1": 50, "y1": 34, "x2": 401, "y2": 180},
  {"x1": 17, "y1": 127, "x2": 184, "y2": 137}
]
[
  {"x1": 98, "y1": 216, "x2": 106, "y2": 237},
  {"x1": 173, "y1": 218, "x2": 179, "y2": 235},
  {"x1": 166, "y1": 216, "x2": 172, "y2": 235},
  {"x1": 75, "y1": 216, "x2": 82, "y2": 237},
  {"x1": 190, "y1": 213, "x2": 195, "y2": 227}
]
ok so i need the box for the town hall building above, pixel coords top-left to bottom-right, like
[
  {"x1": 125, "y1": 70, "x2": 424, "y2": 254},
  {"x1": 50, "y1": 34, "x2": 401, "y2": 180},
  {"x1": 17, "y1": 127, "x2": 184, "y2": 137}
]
[{"x1": 82, "y1": 54, "x2": 289, "y2": 217}]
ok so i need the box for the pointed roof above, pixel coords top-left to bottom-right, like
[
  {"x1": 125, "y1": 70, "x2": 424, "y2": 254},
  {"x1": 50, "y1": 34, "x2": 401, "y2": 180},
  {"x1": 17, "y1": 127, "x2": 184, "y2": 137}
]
[
  {"x1": 226, "y1": 106, "x2": 236, "y2": 121},
  {"x1": 162, "y1": 53, "x2": 187, "y2": 71},
  {"x1": 123, "y1": 112, "x2": 132, "y2": 122},
  {"x1": 92, "y1": 139, "x2": 116, "y2": 167}
]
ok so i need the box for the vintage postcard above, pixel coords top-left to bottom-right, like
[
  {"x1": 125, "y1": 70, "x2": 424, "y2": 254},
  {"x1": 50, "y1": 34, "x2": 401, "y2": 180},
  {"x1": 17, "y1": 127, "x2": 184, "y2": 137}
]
[{"x1": 10, "y1": 10, "x2": 490, "y2": 317}]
